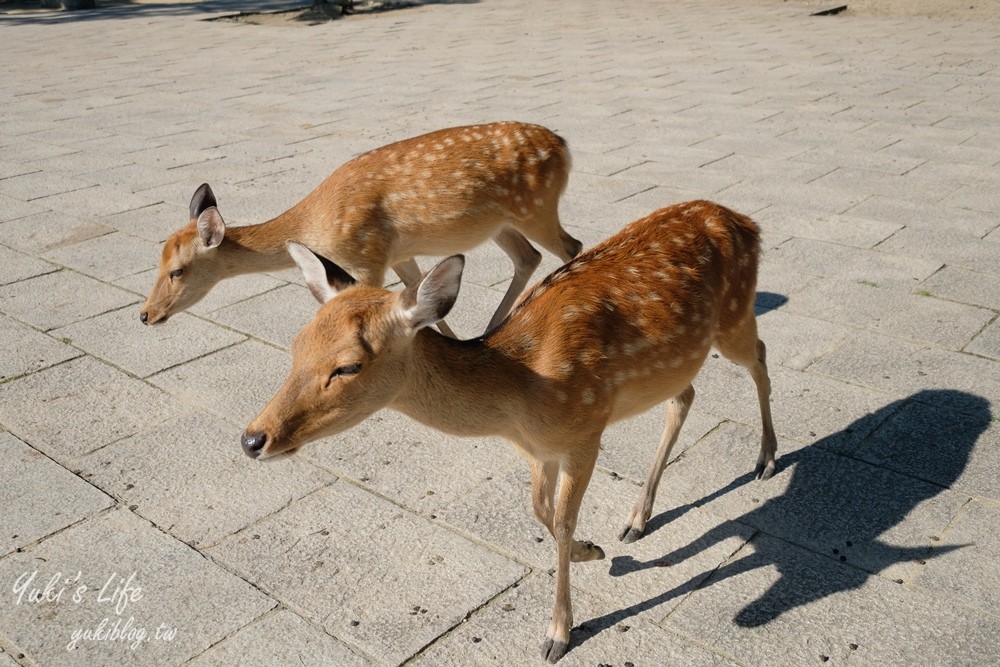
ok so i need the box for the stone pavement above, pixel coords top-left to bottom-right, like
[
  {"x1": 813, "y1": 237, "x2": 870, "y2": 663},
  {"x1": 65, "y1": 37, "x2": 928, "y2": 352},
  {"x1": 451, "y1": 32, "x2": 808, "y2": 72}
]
[{"x1": 1, "y1": 0, "x2": 998, "y2": 664}]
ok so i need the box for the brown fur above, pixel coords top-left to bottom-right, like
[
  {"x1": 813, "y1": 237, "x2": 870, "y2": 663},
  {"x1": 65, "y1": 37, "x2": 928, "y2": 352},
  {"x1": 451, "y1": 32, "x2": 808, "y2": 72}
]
[{"x1": 245, "y1": 200, "x2": 777, "y2": 663}]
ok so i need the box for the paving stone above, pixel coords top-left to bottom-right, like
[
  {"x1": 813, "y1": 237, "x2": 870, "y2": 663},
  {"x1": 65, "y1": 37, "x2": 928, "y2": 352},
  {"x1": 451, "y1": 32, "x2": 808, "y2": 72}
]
[
  {"x1": 186, "y1": 610, "x2": 371, "y2": 667},
  {"x1": 598, "y1": 407, "x2": 723, "y2": 483},
  {"x1": 966, "y1": 317, "x2": 1000, "y2": 361},
  {"x1": 209, "y1": 284, "x2": 318, "y2": 349},
  {"x1": 207, "y1": 484, "x2": 528, "y2": 665},
  {"x1": 147, "y1": 340, "x2": 293, "y2": 426},
  {"x1": 666, "y1": 533, "x2": 1000, "y2": 667},
  {"x1": 41, "y1": 232, "x2": 162, "y2": 282},
  {"x1": 756, "y1": 204, "x2": 902, "y2": 249},
  {"x1": 847, "y1": 195, "x2": 997, "y2": 237},
  {"x1": 786, "y1": 278, "x2": 993, "y2": 351},
  {"x1": 657, "y1": 419, "x2": 964, "y2": 581},
  {"x1": 0, "y1": 193, "x2": 45, "y2": 223},
  {"x1": 1, "y1": 432, "x2": 112, "y2": 557},
  {"x1": 811, "y1": 331, "x2": 1000, "y2": 416},
  {"x1": 768, "y1": 236, "x2": 941, "y2": 287},
  {"x1": 0, "y1": 171, "x2": 95, "y2": 202},
  {"x1": 0, "y1": 270, "x2": 139, "y2": 331},
  {"x1": 856, "y1": 397, "x2": 999, "y2": 503},
  {"x1": 913, "y1": 500, "x2": 1000, "y2": 617},
  {"x1": 303, "y1": 409, "x2": 521, "y2": 517},
  {"x1": 0, "y1": 356, "x2": 181, "y2": 461},
  {"x1": 754, "y1": 310, "x2": 855, "y2": 371},
  {"x1": 74, "y1": 411, "x2": 332, "y2": 548},
  {"x1": 0, "y1": 243, "x2": 57, "y2": 286},
  {"x1": 918, "y1": 266, "x2": 1000, "y2": 310},
  {"x1": 0, "y1": 210, "x2": 115, "y2": 255},
  {"x1": 0, "y1": 509, "x2": 275, "y2": 667},
  {"x1": 103, "y1": 202, "x2": 189, "y2": 243},
  {"x1": 0, "y1": 314, "x2": 80, "y2": 382},
  {"x1": 412, "y1": 573, "x2": 739, "y2": 667},
  {"x1": 876, "y1": 225, "x2": 1000, "y2": 275},
  {"x1": 694, "y1": 358, "x2": 890, "y2": 454},
  {"x1": 51, "y1": 305, "x2": 245, "y2": 378}
]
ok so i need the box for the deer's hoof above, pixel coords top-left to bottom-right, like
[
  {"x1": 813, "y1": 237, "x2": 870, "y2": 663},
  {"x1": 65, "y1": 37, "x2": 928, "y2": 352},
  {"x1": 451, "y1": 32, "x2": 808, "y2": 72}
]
[{"x1": 541, "y1": 637, "x2": 568, "y2": 663}]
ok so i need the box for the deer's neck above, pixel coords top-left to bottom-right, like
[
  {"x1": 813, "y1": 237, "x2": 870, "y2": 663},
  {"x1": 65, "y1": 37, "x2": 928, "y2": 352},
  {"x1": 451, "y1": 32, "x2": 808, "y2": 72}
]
[
  {"x1": 391, "y1": 331, "x2": 530, "y2": 440},
  {"x1": 217, "y1": 209, "x2": 306, "y2": 276}
]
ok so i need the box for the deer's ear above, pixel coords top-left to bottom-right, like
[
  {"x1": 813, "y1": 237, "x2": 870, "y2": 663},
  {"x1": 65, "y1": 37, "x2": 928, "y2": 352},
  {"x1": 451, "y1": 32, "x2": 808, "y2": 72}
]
[
  {"x1": 399, "y1": 255, "x2": 464, "y2": 331},
  {"x1": 190, "y1": 183, "x2": 217, "y2": 220},
  {"x1": 196, "y1": 207, "x2": 225, "y2": 249},
  {"x1": 287, "y1": 241, "x2": 357, "y2": 304}
]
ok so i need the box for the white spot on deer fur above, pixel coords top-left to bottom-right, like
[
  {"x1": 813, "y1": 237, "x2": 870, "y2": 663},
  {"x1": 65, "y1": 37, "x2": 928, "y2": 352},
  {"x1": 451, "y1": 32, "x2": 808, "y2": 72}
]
[
  {"x1": 614, "y1": 370, "x2": 627, "y2": 385},
  {"x1": 581, "y1": 388, "x2": 595, "y2": 405},
  {"x1": 555, "y1": 390, "x2": 568, "y2": 403},
  {"x1": 729, "y1": 298, "x2": 739, "y2": 312},
  {"x1": 544, "y1": 174, "x2": 554, "y2": 188},
  {"x1": 519, "y1": 206, "x2": 529, "y2": 216},
  {"x1": 537, "y1": 148, "x2": 549, "y2": 161},
  {"x1": 534, "y1": 197, "x2": 545, "y2": 206},
  {"x1": 444, "y1": 137, "x2": 455, "y2": 146},
  {"x1": 670, "y1": 357, "x2": 684, "y2": 369}
]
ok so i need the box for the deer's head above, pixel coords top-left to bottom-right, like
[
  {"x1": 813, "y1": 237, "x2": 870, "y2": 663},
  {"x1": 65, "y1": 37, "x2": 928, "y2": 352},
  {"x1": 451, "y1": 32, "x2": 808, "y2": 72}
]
[
  {"x1": 140, "y1": 184, "x2": 228, "y2": 325},
  {"x1": 241, "y1": 242, "x2": 464, "y2": 459}
]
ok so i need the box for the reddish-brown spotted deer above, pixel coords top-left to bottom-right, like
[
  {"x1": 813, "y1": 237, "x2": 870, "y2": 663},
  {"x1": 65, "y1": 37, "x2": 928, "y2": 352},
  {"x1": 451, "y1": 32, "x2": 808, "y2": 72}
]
[
  {"x1": 241, "y1": 200, "x2": 777, "y2": 662},
  {"x1": 139, "y1": 121, "x2": 582, "y2": 336}
]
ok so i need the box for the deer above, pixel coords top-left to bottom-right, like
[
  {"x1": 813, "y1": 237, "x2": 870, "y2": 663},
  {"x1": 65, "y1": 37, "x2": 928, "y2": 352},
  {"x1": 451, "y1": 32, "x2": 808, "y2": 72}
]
[
  {"x1": 139, "y1": 121, "x2": 583, "y2": 337},
  {"x1": 240, "y1": 200, "x2": 778, "y2": 663}
]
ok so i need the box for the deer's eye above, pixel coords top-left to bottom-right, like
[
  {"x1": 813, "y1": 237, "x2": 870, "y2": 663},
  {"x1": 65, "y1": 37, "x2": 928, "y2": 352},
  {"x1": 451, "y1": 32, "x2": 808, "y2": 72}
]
[
  {"x1": 169, "y1": 269, "x2": 184, "y2": 280},
  {"x1": 326, "y1": 363, "x2": 362, "y2": 387}
]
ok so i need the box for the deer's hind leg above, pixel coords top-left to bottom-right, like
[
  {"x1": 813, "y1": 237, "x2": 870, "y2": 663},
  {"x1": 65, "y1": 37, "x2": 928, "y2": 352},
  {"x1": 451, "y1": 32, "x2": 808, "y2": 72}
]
[
  {"x1": 618, "y1": 384, "x2": 696, "y2": 543},
  {"x1": 715, "y1": 313, "x2": 777, "y2": 480}
]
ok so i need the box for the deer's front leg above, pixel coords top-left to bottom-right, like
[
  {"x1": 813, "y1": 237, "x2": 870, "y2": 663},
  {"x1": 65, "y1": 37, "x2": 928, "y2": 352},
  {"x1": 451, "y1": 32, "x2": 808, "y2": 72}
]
[{"x1": 541, "y1": 448, "x2": 601, "y2": 663}]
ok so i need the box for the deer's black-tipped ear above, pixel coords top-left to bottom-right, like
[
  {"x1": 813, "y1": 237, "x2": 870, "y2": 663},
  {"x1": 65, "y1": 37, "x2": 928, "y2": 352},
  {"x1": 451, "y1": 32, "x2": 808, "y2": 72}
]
[
  {"x1": 190, "y1": 183, "x2": 217, "y2": 220},
  {"x1": 196, "y1": 207, "x2": 225, "y2": 249},
  {"x1": 399, "y1": 255, "x2": 464, "y2": 331},
  {"x1": 287, "y1": 241, "x2": 357, "y2": 304}
]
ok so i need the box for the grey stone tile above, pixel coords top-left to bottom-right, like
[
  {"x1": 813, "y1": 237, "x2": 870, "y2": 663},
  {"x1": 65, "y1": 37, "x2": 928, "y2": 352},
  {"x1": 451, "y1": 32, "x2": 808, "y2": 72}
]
[
  {"x1": 207, "y1": 485, "x2": 527, "y2": 665},
  {"x1": 566, "y1": 171, "x2": 657, "y2": 204},
  {"x1": 42, "y1": 232, "x2": 162, "y2": 282},
  {"x1": 52, "y1": 306, "x2": 244, "y2": 378},
  {"x1": 755, "y1": 310, "x2": 855, "y2": 371},
  {"x1": 412, "y1": 573, "x2": 739, "y2": 667},
  {"x1": 32, "y1": 184, "x2": 159, "y2": 220},
  {"x1": 1, "y1": 432, "x2": 112, "y2": 557},
  {"x1": 186, "y1": 610, "x2": 371, "y2": 667},
  {"x1": 0, "y1": 193, "x2": 45, "y2": 223},
  {"x1": 0, "y1": 270, "x2": 139, "y2": 331},
  {"x1": 103, "y1": 202, "x2": 189, "y2": 243},
  {"x1": 0, "y1": 244, "x2": 57, "y2": 286},
  {"x1": 0, "y1": 356, "x2": 181, "y2": 461},
  {"x1": 876, "y1": 225, "x2": 1000, "y2": 275},
  {"x1": 303, "y1": 409, "x2": 521, "y2": 517},
  {"x1": 856, "y1": 397, "x2": 998, "y2": 503},
  {"x1": 847, "y1": 196, "x2": 997, "y2": 237},
  {"x1": 967, "y1": 317, "x2": 1000, "y2": 361},
  {"x1": 209, "y1": 284, "x2": 317, "y2": 349},
  {"x1": 913, "y1": 500, "x2": 1000, "y2": 617},
  {"x1": 756, "y1": 204, "x2": 903, "y2": 249},
  {"x1": 665, "y1": 533, "x2": 1000, "y2": 667},
  {"x1": 656, "y1": 419, "x2": 964, "y2": 582},
  {"x1": 768, "y1": 236, "x2": 941, "y2": 287},
  {"x1": 598, "y1": 407, "x2": 723, "y2": 483},
  {"x1": 0, "y1": 171, "x2": 95, "y2": 202},
  {"x1": 0, "y1": 509, "x2": 275, "y2": 667},
  {"x1": 918, "y1": 266, "x2": 1000, "y2": 310},
  {"x1": 0, "y1": 210, "x2": 115, "y2": 255},
  {"x1": 147, "y1": 340, "x2": 292, "y2": 426},
  {"x1": 811, "y1": 331, "x2": 1000, "y2": 416},
  {"x1": 74, "y1": 411, "x2": 332, "y2": 548},
  {"x1": 694, "y1": 359, "x2": 890, "y2": 454},
  {"x1": 786, "y1": 278, "x2": 993, "y2": 351},
  {"x1": 0, "y1": 314, "x2": 80, "y2": 382}
]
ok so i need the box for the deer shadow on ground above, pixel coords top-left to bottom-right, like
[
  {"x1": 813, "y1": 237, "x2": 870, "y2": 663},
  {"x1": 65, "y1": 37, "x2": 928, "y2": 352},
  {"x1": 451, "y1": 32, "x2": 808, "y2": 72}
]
[{"x1": 571, "y1": 389, "x2": 990, "y2": 648}]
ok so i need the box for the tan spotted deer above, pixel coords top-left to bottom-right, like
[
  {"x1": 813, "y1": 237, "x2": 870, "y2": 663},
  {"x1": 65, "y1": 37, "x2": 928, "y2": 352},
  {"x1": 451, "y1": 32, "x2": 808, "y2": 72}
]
[
  {"x1": 139, "y1": 121, "x2": 582, "y2": 337},
  {"x1": 241, "y1": 200, "x2": 777, "y2": 662}
]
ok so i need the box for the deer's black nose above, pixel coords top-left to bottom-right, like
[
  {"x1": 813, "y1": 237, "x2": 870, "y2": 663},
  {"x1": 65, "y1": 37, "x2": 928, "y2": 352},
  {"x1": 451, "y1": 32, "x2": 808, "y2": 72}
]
[
  {"x1": 241, "y1": 431, "x2": 268, "y2": 458},
  {"x1": 139, "y1": 310, "x2": 149, "y2": 325}
]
